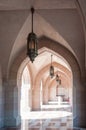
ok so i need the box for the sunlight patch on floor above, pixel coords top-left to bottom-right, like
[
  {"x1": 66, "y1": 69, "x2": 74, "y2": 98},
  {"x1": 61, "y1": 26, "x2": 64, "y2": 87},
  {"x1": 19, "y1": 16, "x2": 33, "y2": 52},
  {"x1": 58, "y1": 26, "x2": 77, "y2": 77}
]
[{"x1": 21, "y1": 111, "x2": 72, "y2": 119}]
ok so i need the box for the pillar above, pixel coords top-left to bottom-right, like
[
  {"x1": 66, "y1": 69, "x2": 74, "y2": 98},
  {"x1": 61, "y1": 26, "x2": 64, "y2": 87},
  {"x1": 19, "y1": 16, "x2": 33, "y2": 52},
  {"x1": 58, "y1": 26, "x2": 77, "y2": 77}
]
[
  {"x1": 32, "y1": 85, "x2": 40, "y2": 111},
  {"x1": 4, "y1": 79, "x2": 21, "y2": 127},
  {"x1": 43, "y1": 86, "x2": 48, "y2": 104},
  {"x1": 73, "y1": 75, "x2": 86, "y2": 128},
  {"x1": 0, "y1": 65, "x2": 4, "y2": 128}
]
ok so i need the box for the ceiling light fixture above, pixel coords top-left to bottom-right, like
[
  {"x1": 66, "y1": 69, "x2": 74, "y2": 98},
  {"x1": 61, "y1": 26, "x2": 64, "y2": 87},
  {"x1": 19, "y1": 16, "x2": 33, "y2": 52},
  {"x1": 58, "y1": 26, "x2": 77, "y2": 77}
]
[
  {"x1": 49, "y1": 55, "x2": 61, "y2": 84},
  {"x1": 27, "y1": 7, "x2": 38, "y2": 63},
  {"x1": 50, "y1": 54, "x2": 54, "y2": 78},
  {"x1": 56, "y1": 74, "x2": 61, "y2": 85}
]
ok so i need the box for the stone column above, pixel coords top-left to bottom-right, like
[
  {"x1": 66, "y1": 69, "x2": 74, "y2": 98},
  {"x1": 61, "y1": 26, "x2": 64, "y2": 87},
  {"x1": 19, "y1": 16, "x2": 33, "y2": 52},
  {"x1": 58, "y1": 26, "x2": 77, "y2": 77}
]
[
  {"x1": 0, "y1": 65, "x2": 4, "y2": 128},
  {"x1": 73, "y1": 76, "x2": 86, "y2": 127},
  {"x1": 28, "y1": 88, "x2": 32, "y2": 111},
  {"x1": 43, "y1": 87, "x2": 48, "y2": 104},
  {"x1": 32, "y1": 85, "x2": 40, "y2": 111},
  {"x1": 4, "y1": 79, "x2": 21, "y2": 127},
  {"x1": 76, "y1": 83, "x2": 86, "y2": 127}
]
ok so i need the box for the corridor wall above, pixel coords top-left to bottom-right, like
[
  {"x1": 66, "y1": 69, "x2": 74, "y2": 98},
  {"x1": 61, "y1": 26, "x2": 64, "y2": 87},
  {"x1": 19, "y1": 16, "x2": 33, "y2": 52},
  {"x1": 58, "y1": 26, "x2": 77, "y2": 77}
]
[{"x1": 0, "y1": 65, "x2": 4, "y2": 128}]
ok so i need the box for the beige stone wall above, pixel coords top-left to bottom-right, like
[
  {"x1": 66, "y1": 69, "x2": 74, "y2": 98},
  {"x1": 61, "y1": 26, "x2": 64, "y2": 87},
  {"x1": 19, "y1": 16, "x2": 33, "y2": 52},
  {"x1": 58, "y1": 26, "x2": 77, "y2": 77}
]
[{"x1": 0, "y1": 65, "x2": 4, "y2": 128}]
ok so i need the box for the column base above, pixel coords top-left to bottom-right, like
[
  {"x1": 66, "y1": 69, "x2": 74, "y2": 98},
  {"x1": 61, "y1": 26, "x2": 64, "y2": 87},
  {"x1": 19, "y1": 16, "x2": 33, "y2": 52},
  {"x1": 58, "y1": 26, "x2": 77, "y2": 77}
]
[
  {"x1": 0, "y1": 118, "x2": 4, "y2": 128},
  {"x1": 5, "y1": 115, "x2": 21, "y2": 127}
]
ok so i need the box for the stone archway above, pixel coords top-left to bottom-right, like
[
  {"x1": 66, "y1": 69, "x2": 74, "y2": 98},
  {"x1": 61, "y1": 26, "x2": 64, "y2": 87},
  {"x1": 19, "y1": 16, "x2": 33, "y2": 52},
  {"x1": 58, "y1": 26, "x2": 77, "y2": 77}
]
[
  {"x1": 32, "y1": 61, "x2": 72, "y2": 109},
  {"x1": 7, "y1": 36, "x2": 82, "y2": 127}
]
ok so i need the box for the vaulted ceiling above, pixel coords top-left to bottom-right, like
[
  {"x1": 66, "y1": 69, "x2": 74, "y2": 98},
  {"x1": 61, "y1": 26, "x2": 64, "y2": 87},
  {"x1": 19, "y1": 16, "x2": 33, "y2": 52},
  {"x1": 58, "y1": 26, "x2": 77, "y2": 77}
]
[{"x1": 0, "y1": 0, "x2": 86, "y2": 79}]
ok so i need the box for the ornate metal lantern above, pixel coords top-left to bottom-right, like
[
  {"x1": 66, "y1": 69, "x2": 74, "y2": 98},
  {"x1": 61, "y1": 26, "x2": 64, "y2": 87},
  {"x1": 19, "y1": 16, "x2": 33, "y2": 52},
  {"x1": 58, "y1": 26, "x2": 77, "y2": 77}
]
[
  {"x1": 27, "y1": 7, "x2": 38, "y2": 63},
  {"x1": 56, "y1": 74, "x2": 61, "y2": 85},
  {"x1": 50, "y1": 55, "x2": 54, "y2": 78}
]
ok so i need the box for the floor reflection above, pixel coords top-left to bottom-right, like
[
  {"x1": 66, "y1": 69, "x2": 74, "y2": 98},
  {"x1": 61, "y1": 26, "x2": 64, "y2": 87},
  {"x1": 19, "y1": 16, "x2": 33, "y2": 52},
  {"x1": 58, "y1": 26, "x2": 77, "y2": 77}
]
[
  {"x1": 20, "y1": 104, "x2": 73, "y2": 130},
  {"x1": 5, "y1": 104, "x2": 78, "y2": 130},
  {"x1": 21, "y1": 115, "x2": 73, "y2": 130}
]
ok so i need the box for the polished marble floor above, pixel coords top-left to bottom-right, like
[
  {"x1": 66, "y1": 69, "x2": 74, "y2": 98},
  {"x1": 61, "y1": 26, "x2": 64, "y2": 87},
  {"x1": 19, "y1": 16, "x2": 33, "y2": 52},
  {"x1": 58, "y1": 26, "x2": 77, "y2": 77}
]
[
  {"x1": 1, "y1": 117, "x2": 81, "y2": 130},
  {"x1": 21, "y1": 115, "x2": 73, "y2": 130},
  {"x1": 1, "y1": 103, "x2": 85, "y2": 130}
]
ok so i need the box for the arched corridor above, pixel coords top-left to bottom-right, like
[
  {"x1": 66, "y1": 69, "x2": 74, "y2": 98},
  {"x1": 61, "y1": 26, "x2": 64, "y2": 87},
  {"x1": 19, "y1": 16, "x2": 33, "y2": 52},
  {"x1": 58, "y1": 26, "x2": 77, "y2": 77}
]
[
  {"x1": 16, "y1": 48, "x2": 73, "y2": 129},
  {"x1": 19, "y1": 48, "x2": 72, "y2": 111},
  {"x1": 6, "y1": 36, "x2": 83, "y2": 129},
  {"x1": 0, "y1": 1, "x2": 86, "y2": 129}
]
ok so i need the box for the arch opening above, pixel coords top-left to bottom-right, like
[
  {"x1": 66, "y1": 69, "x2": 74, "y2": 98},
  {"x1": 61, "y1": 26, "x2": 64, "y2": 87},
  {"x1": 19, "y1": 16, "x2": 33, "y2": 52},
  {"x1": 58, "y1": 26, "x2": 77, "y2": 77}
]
[
  {"x1": 8, "y1": 37, "x2": 81, "y2": 127},
  {"x1": 17, "y1": 47, "x2": 73, "y2": 127}
]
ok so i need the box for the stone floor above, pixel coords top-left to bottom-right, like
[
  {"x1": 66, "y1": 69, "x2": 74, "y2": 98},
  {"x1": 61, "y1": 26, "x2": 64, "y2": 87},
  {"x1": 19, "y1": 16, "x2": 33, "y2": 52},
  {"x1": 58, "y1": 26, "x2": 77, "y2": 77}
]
[
  {"x1": 1, "y1": 118, "x2": 82, "y2": 130},
  {"x1": 1, "y1": 103, "x2": 86, "y2": 130},
  {"x1": 1, "y1": 115, "x2": 83, "y2": 130},
  {"x1": 21, "y1": 115, "x2": 73, "y2": 130}
]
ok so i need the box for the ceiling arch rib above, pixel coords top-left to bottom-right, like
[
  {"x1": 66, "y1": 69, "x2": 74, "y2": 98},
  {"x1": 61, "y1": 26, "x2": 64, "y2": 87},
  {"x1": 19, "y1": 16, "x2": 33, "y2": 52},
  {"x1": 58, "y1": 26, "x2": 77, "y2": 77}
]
[
  {"x1": 16, "y1": 47, "x2": 72, "y2": 88},
  {"x1": 43, "y1": 69, "x2": 72, "y2": 90},
  {"x1": 8, "y1": 12, "x2": 76, "y2": 75},
  {"x1": 33, "y1": 50, "x2": 72, "y2": 90}
]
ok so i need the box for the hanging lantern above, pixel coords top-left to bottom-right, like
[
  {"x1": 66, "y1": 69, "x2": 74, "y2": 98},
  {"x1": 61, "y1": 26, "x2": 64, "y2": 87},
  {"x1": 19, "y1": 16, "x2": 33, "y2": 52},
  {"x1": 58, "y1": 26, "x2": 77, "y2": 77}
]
[
  {"x1": 56, "y1": 74, "x2": 61, "y2": 85},
  {"x1": 56, "y1": 74, "x2": 59, "y2": 82},
  {"x1": 50, "y1": 54, "x2": 54, "y2": 78},
  {"x1": 27, "y1": 7, "x2": 38, "y2": 63}
]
